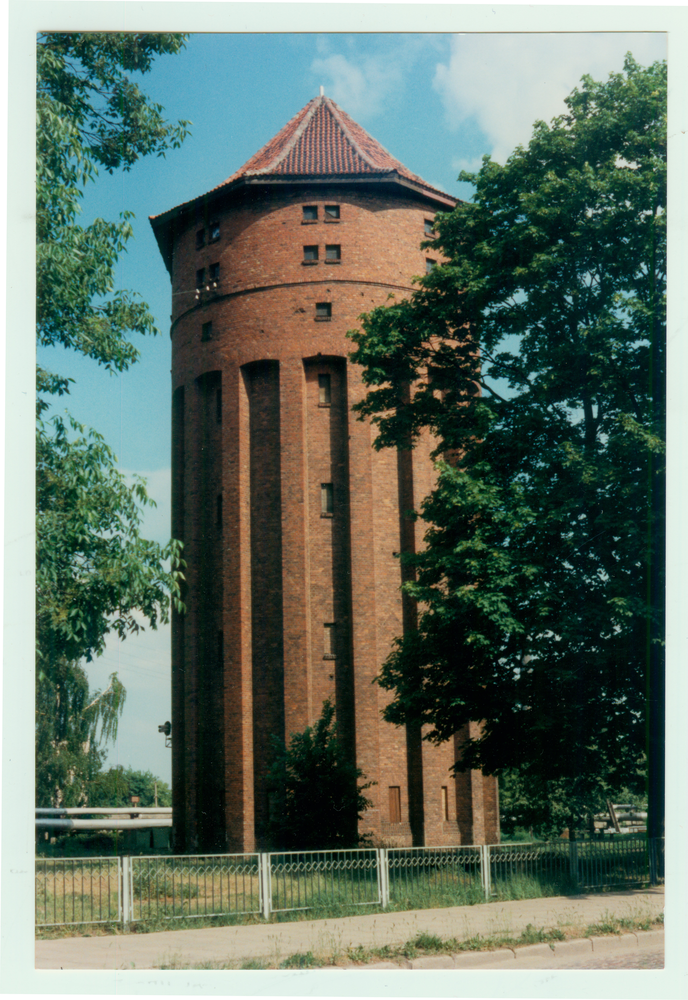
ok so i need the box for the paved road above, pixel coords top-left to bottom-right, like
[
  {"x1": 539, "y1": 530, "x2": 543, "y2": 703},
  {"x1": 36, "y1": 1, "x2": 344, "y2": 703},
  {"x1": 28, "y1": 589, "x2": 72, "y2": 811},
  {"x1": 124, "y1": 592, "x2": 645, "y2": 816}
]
[{"x1": 559, "y1": 943, "x2": 664, "y2": 969}]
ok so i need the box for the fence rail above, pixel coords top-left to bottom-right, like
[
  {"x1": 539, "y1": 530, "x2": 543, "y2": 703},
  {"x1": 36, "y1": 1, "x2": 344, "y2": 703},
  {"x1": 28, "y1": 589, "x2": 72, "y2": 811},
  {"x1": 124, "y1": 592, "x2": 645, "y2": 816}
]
[{"x1": 35, "y1": 837, "x2": 664, "y2": 929}]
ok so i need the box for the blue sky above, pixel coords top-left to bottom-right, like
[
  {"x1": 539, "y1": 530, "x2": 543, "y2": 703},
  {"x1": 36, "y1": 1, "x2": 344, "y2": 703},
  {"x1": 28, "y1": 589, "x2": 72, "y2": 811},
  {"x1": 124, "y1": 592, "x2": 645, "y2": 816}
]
[{"x1": 36, "y1": 30, "x2": 667, "y2": 783}]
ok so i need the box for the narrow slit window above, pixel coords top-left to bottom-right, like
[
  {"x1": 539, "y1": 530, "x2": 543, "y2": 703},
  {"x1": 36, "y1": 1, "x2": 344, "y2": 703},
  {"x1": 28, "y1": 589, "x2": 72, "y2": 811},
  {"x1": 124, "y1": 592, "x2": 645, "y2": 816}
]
[
  {"x1": 209, "y1": 262, "x2": 220, "y2": 282},
  {"x1": 216, "y1": 493, "x2": 223, "y2": 530},
  {"x1": 426, "y1": 258, "x2": 436, "y2": 274},
  {"x1": 315, "y1": 302, "x2": 332, "y2": 320},
  {"x1": 318, "y1": 374, "x2": 331, "y2": 405},
  {"x1": 209, "y1": 221, "x2": 221, "y2": 242},
  {"x1": 441, "y1": 786, "x2": 449, "y2": 821},
  {"x1": 196, "y1": 229, "x2": 205, "y2": 249},
  {"x1": 321, "y1": 482, "x2": 334, "y2": 515},
  {"x1": 201, "y1": 321, "x2": 213, "y2": 342},
  {"x1": 389, "y1": 787, "x2": 402, "y2": 824},
  {"x1": 325, "y1": 244, "x2": 341, "y2": 262},
  {"x1": 303, "y1": 245, "x2": 319, "y2": 262},
  {"x1": 196, "y1": 267, "x2": 205, "y2": 288},
  {"x1": 303, "y1": 205, "x2": 318, "y2": 221},
  {"x1": 323, "y1": 623, "x2": 335, "y2": 659},
  {"x1": 325, "y1": 205, "x2": 340, "y2": 219}
]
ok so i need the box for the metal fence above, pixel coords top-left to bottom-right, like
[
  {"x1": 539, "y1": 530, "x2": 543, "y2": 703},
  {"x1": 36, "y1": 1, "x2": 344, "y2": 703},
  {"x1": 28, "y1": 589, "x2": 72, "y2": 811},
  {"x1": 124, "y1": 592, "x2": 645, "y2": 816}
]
[
  {"x1": 268, "y1": 849, "x2": 381, "y2": 915},
  {"x1": 36, "y1": 837, "x2": 664, "y2": 929},
  {"x1": 35, "y1": 856, "x2": 121, "y2": 927},
  {"x1": 128, "y1": 853, "x2": 262, "y2": 923},
  {"x1": 387, "y1": 845, "x2": 484, "y2": 907}
]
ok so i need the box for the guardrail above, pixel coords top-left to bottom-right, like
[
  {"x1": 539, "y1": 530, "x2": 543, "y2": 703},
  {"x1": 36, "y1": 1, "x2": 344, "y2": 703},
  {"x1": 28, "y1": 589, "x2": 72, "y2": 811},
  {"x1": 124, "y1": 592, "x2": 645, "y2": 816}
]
[{"x1": 35, "y1": 837, "x2": 664, "y2": 929}]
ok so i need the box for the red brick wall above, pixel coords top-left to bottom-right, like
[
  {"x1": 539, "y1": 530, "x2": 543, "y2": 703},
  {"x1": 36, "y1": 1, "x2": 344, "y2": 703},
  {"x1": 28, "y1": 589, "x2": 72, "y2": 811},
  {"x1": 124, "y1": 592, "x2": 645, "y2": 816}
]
[{"x1": 168, "y1": 182, "x2": 499, "y2": 851}]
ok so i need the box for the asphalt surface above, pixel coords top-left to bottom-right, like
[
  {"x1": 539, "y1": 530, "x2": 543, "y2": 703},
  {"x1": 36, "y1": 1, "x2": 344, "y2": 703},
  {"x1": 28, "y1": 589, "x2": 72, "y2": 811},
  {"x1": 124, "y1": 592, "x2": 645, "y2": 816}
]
[{"x1": 35, "y1": 886, "x2": 664, "y2": 970}]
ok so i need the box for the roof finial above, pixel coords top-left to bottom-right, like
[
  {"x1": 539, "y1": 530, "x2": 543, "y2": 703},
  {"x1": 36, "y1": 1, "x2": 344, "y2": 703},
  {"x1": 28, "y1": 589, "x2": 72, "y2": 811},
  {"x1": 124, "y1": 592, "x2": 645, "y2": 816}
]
[{"x1": 319, "y1": 85, "x2": 324, "y2": 97}]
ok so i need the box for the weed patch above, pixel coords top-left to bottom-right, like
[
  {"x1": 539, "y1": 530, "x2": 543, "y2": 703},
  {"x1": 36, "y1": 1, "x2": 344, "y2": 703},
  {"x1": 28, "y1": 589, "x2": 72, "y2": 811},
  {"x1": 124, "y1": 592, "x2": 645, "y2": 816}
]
[{"x1": 280, "y1": 951, "x2": 316, "y2": 969}]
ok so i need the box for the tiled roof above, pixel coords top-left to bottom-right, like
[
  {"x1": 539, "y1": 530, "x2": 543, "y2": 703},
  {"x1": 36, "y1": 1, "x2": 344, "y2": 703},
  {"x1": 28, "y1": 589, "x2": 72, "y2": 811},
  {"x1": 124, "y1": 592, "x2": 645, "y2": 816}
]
[
  {"x1": 215, "y1": 96, "x2": 442, "y2": 193},
  {"x1": 151, "y1": 96, "x2": 454, "y2": 226}
]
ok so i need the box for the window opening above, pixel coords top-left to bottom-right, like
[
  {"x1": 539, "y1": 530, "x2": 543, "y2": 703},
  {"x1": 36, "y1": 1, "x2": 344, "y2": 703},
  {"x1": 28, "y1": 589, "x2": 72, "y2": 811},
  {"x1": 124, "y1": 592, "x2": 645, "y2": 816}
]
[
  {"x1": 321, "y1": 483, "x2": 334, "y2": 515},
  {"x1": 323, "y1": 623, "x2": 335, "y2": 659},
  {"x1": 209, "y1": 221, "x2": 220, "y2": 242},
  {"x1": 302, "y1": 205, "x2": 318, "y2": 221},
  {"x1": 389, "y1": 787, "x2": 402, "y2": 824},
  {"x1": 426, "y1": 259, "x2": 436, "y2": 274},
  {"x1": 325, "y1": 205, "x2": 340, "y2": 219},
  {"x1": 424, "y1": 219, "x2": 435, "y2": 235},
  {"x1": 325, "y1": 244, "x2": 341, "y2": 262},
  {"x1": 318, "y1": 374, "x2": 331, "y2": 405},
  {"x1": 209, "y1": 262, "x2": 220, "y2": 282},
  {"x1": 315, "y1": 302, "x2": 332, "y2": 320},
  {"x1": 196, "y1": 229, "x2": 205, "y2": 250},
  {"x1": 196, "y1": 267, "x2": 205, "y2": 288},
  {"x1": 201, "y1": 321, "x2": 213, "y2": 342},
  {"x1": 303, "y1": 245, "x2": 319, "y2": 262},
  {"x1": 442, "y1": 786, "x2": 449, "y2": 821}
]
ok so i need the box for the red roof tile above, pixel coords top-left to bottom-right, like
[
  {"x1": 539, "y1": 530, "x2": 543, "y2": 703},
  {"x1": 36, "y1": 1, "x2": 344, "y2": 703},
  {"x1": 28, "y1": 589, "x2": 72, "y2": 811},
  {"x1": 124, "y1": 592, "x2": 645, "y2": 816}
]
[{"x1": 217, "y1": 96, "x2": 445, "y2": 195}]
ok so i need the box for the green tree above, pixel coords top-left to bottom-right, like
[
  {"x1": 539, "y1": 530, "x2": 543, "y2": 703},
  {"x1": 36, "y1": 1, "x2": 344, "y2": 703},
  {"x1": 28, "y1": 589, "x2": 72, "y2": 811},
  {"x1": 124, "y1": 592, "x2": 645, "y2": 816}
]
[
  {"x1": 36, "y1": 33, "x2": 189, "y2": 799},
  {"x1": 87, "y1": 766, "x2": 172, "y2": 807},
  {"x1": 498, "y1": 767, "x2": 646, "y2": 841},
  {"x1": 267, "y1": 701, "x2": 374, "y2": 850},
  {"x1": 349, "y1": 56, "x2": 665, "y2": 838},
  {"x1": 35, "y1": 660, "x2": 125, "y2": 806}
]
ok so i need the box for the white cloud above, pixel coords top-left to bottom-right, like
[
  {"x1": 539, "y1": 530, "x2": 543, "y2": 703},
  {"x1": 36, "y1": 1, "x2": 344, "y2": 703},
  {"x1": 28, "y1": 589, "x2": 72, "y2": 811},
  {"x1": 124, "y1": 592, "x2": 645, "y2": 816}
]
[
  {"x1": 434, "y1": 33, "x2": 666, "y2": 165},
  {"x1": 311, "y1": 36, "x2": 440, "y2": 120},
  {"x1": 311, "y1": 52, "x2": 404, "y2": 119}
]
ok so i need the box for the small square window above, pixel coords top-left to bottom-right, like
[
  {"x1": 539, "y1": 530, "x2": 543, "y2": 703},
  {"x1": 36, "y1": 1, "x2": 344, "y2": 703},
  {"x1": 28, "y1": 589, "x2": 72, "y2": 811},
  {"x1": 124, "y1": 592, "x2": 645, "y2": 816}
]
[
  {"x1": 389, "y1": 786, "x2": 402, "y2": 824},
  {"x1": 303, "y1": 205, "x2": 318, "y2": 221},
  {"x1": 196, "y1": 267, "x2": 205, "y2": 288},
  {"x1": 323, "y1": 623, "x2": 335, "y2": 659},
  {"x1": 201, "y1": 321, "x2": 213, "y2": 342},
  {"x1": 315, "y1": 302, "x2": 332, "y2": 320},
  {"x1": 325, "y1": 205, "x2": 340, "y2": 220},
  {"x1": 209, "y1": 262, "x2": 220, "y2": 282},
  {"x1": 424, "y1": 219, "x2": 435, "y2": 235},
  {"x1": 318, "y1": 374, "x2": 331, "y2": 405},
  {"x1": 325, "y1": 244, "x2": 341, "y2": 262},
  {"x1": 426, "y1": 258, "x2": 436, "y2": 274},
  {"x1": 321, "y1": 482, "x2": 334, "y2": 515},
  {"x1": 209, "y1": 221, "x2": 220, "y2": 242},
  {"x1": 303, "y1": 245, "x2": 319, "y2": 262},
  {"x1": 196, "y1": 229, "x2": 206, "y2": 250}
]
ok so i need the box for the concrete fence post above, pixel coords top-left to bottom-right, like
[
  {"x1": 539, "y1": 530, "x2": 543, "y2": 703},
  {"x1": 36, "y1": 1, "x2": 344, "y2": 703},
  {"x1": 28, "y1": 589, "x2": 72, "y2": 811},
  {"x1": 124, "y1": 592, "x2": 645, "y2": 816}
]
[
  {"x1": 260, "y1": 853, "x2": 272, "y2": 920},
  {"x1": 121, "y1": 855, "x2": 131, "y2": 926},
  {"x1": 378, "y1": 848, "x2": 390, "y2": 908}
]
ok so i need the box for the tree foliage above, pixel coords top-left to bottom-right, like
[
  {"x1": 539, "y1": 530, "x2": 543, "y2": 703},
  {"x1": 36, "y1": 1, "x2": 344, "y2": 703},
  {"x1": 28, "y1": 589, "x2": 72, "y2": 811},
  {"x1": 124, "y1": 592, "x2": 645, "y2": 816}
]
[
  {"x1": 36, "y1": 32, "x2": 189, "y2": 372},
  {"x1": 35, "y1": 32, "x2": 189, "y2": 799},
  {"x1": 88, "y1": 766, "x2": 172, "y2": 808},
  {"x1": 349, "y1": 57, "x2": 665, "y2": 832},
  {"x1": 267, "y1": 701, "x2": 374, "y2": 850},
  {"x1": 36, "y1": 660, "x2": 125, "y2": 806}
]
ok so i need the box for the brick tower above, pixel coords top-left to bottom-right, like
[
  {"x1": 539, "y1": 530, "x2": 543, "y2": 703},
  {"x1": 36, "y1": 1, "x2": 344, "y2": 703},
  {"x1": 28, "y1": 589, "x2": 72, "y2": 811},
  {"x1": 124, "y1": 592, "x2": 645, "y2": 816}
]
[{"x1": 150, "y1": 95, "x2": 500, "y2": 853}]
